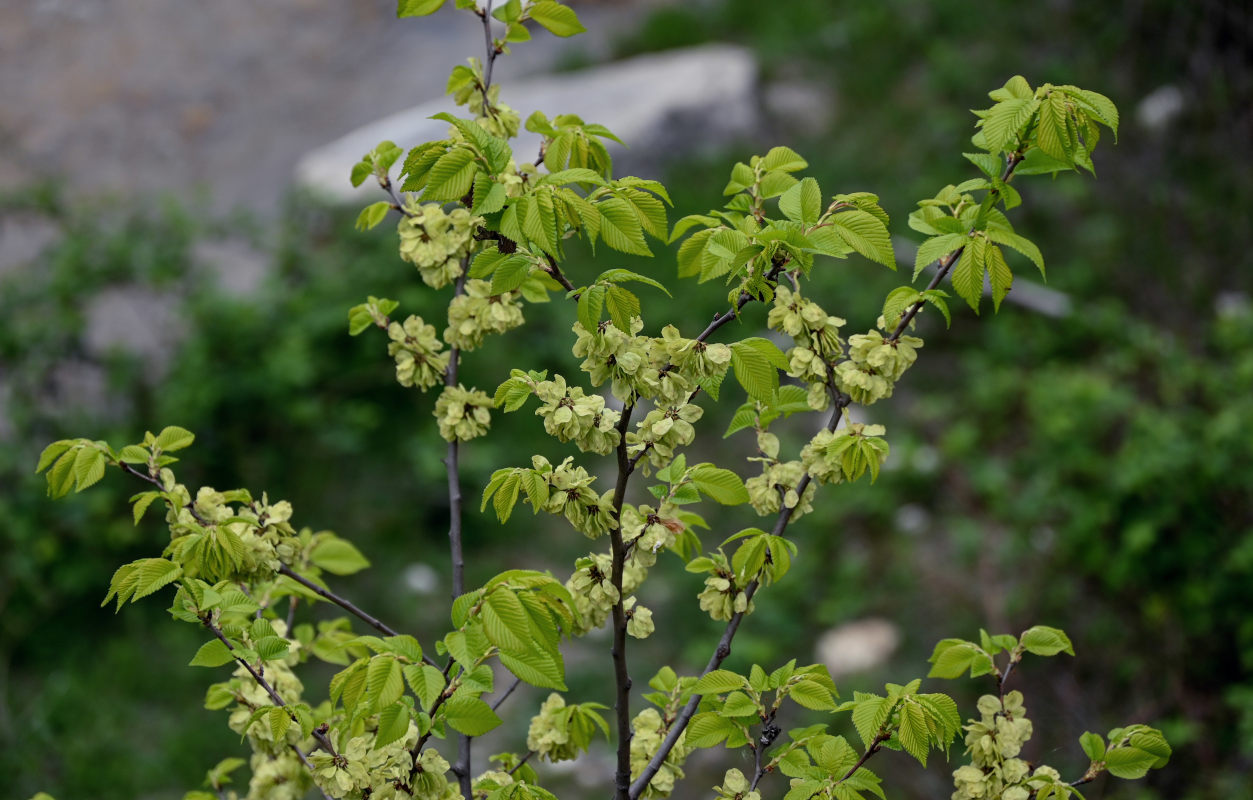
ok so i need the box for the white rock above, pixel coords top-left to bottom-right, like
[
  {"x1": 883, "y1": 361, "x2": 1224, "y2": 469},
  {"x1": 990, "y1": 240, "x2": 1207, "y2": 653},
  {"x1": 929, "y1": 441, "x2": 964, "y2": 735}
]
[
  {"x1": 295, "y1": 44, "x2": 758, "y2": 204},
  {"x1": 1136, "y1": 85, "x2": 1185, "y2": 131},
  {"x1": 816, "y1": 617, "x2": 901, "y2": 679}
]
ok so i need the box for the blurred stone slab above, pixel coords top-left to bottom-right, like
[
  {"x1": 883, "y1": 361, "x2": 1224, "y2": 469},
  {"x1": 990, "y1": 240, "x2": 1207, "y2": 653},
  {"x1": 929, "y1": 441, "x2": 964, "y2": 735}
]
[
  {"x1": 83, "y1": 286, "x2": 185, "y2": 378},
  {"x1": 0, "y1": 214, "x2": 61, "y2": 276},
  {"x1": 295, "y1": 44, "x2": 759, "y2": 204},
  {"x1": 816, "y1": 617, "x2": 901, "y2": 679}
]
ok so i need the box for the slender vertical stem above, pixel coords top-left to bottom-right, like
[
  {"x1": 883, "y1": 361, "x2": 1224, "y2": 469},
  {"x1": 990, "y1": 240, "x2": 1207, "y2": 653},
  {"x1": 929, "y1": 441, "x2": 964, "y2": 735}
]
[
  {"x1": 609, "y1": 405, "x2": 637, "y2": 800},
  {"x1": 442, "y1": 267, "x2": 471, "y2": 798},
  {"x1": 444, "y1": 269, "x2": 470, "y2": 600},
  {"x1": 480, "y1": 0, "x2": 497, "y2": 93}
]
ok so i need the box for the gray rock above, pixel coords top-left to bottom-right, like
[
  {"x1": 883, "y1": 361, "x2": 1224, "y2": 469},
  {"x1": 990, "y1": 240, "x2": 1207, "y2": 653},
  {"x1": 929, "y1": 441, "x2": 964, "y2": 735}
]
[
  {"x1": 194, "y1": 239, "x2": 270, "y2": 298},
  {"x1": 295, "y1": 44, "x2": 759, "y2": 204},
  {"x1": 0, "y1": 215, "x2": 61, "y2": 277},
  {"x1": 83, "y1": 286, "x2": 185, "y2": 378}
]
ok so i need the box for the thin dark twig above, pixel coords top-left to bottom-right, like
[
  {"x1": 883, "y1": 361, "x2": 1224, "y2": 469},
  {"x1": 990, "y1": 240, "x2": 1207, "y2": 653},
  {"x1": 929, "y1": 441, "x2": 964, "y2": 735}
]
[
  {"x1": 544, "y1": 253, "x2": 577, "y2": 293},
  {"x1": 889, "y1": 151, "x2": 1024, "y2": 341},
  {"x1": 693, "y1": 262, "x2": 787, "y2": 344},
  {"x1": 380, "y1": 175, "x2": 416, "y2": 217},
  {"x1": 119, "y1": 461, "x2": 212, "y2": 525},
  {"x1": 444, "y1": 267, "x2": 470, "y2": 603},
  {"x1": 609, "y1": 404, "x2": 638, "y2": 800},
  {"x1": 508, "y1": 750, "x2": 535, "y2": 775},
  {"x1": 629, "y1": 399, "x2": 847, "y2": 800},
  {"x1": 491, "y1": 675, "x2": 524, "y2": 711},
  {"x1": 479, "y1": 0, "x2": 498, "y2": 95},
  {"x1": 202, "y1": 618, "x2": 338, "y2": 758},
  {"x1": 444, "y1": 265, "x2": 472, "y2": 799},
  {"x1": 750, "y1": 741, "x2": 765, "y2": 791},
  {"x1": 275, "y1": 564, "x2": 441, "y2": 667}
]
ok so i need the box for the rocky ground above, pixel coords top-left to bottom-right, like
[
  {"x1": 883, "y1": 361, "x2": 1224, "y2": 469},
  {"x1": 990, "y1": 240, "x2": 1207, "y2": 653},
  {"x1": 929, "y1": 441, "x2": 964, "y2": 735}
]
[{"x1": 0, "y1": 0, "x2": 669, "y2": 215}]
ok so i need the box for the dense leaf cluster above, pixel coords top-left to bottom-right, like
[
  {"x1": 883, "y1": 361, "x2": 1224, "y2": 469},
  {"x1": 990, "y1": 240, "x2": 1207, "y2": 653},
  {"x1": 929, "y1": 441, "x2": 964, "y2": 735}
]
[{"x1": 31, "y1": 3, "x2": 1172, "y2": 800}]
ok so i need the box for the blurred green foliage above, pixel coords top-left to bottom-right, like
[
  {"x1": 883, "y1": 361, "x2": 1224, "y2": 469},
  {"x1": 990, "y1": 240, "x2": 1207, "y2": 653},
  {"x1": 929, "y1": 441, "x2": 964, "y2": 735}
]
[{"x1": 2, "y1": 0, "x2": 1250, "y2": 798}]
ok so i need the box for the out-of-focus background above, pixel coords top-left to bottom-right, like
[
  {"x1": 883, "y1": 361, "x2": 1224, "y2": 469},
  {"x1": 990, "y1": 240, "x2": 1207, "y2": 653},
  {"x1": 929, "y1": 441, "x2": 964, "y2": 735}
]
[{"x1": 3, "y1": 0, "x2": 1251, "y2": 798}]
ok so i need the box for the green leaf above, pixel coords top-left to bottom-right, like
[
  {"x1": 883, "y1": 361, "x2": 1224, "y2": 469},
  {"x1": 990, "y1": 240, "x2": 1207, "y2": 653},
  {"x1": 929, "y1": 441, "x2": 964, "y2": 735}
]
[
  {"x1": 684, "y1": 711, "x2": 736, "y2": 747},
  {"x1": 1105, "y1": 746, "x2": 1159, "y2": 780},
  {"x1": 986, "y1": 243, "x2": 1012, "y2": 311},
  {"x1": 981, "y1": 97, "x2": 1039, "y2": 153},
  {"x1": 499, "y1": 650, "x2": 567, "y2": 691},
  {"x1": 1020, "y1": 625, "x2": 1075, "y2": 657},
  {"x1": 528, "y1": 1, "x2": 586, "y2": 37},
  {"x1": 422, "y1": 147, "x2": 478, "y2": 202},
  {"x1": 444, "y1": 695, "x2": 503, "y2": 736},
  {"x1": 404, "y1": 664, "x2": 447, "y2": 711},
  {"x1": 1080, "y1": 731, "x2": 1106, "y2": 762},
  {"x1": 577, "y1": 284, "x2": 606, "y2": 331},
  {"x1": 830, "y1": 209, "x2": 895, "y2": 270},
  {"x1": 376, "y1": 702, "x2": 411, "y2": 748},
  {"x1": 789, "y1": 679, "x2": 837, "y2": 711},
  {"x1": 897, "y1": 700, "x2": 930, "y2": 766},
  {"x1": 72, "y1": 447, "x2": 107, "y2": 492},
  {"x1": 963, "y1": 152, "x2": 1003, "y2": 178},
  {"x1": 949, "y1": 240, "x2": 984, "y2": 312},
  {"x1": 133, "y1": 558, "x2": 183, "y2": 602},
  {"x1": 985, "y1": 227, "x2": 1045, "y2": 277},
  {"x1": 604, "y1": 286, "x2": 641, "y2": 330},
  {"x1": 131, "y1": 491, "x2": 161, "y2": 525},
  {"x1": 1036, "y1": 91, "x2": 1074, "y2": 164},
  {"x1": 689, "y1": 466, "x2": 749, "y2": 505},
  {"x1": 927, "y1": 639, "x2": 995, "y2": 679},
  {"x1": 367, "y1": 656, "x2": 404, "y2": 711},
  {"x1": 255, "y1": 636, "x2": 291, "y2": 662},
  {"x1": 729, "y1": 340, "x2": 780, "y2": 403},
  {"x1": 761, "y1": 146, "x2": 808, "y2": 172},
  {"x1": 490, "y1": 255, "x2": 533, "y2": 296},
  {"x1": 155, "y1": 426, "x2": 196, "y2": 452},
  {"x1": 398, "y1": 0, "x2": 446, "y2": 16},
  {"x1": 189, "y1": 639, "x2": 235, "y2": 668},
  {"x1": 309, "y1": 538, "x2": 371, "y2": 575},
  {"x1": 267, "y1": 706, "x2": 291, "y2": 741},
  {"x1": 493, "y1": 472, "x2": 521, "y2": 524},
  {"x1": 482, "y1": 589, "x2": 531, "y2": 653},
  {"x1": 850, "y1": 694, "x2": 891, "y2": 749},
  {"x1": 693, "y1": 669, "x2": 748, "y2": 695},
  {"x1": 355, "y1": 201, "x2": 391, "y2": 231},
  {"x1": 779, "y1": 177, "x2": 822, "y2": 226},
  {"x1": 35, "y1": 440, "x2": 73, "y2": 473},
  {"x1": 913, "y1": 233, "x2": 967, "y2": 281},
  {"x1": 596, "y1": 268, "x2": 671, "y2": 297},
  {"x1": 596, "y1": 195, "x2": 652, "y2": 256}
]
